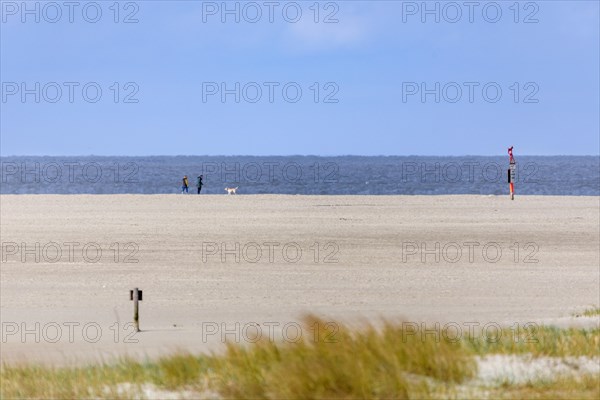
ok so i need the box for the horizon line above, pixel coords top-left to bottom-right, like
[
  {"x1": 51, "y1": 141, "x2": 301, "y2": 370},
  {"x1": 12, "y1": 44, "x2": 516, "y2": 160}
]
[{"x1": 1, "y1": 154, "x2": 599, "y2": 158}]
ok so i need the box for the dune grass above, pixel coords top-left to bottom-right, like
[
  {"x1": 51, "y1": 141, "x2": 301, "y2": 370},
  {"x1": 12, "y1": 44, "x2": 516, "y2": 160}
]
[
  {"x1": 210, "y1": 315, "x2": 475, "y2": 399},
  {"x1": 464, "y1": 325, "x2": 600, "y2": 358},
  {"x1": 0, "y1": 355, "x2": 212, "y2": 399},
  {"x1": 1, "y1": 316, "x2": 598, "y2": 399},
  {"x1": 582, "y1": 307, "x2": 600, "y2": 317},
  {"x1": 482, "y1": 374, "x2": 600, "y2": 400},
  {"x1": 1, "y1": 360, "x2": 141, "y2": 399}
]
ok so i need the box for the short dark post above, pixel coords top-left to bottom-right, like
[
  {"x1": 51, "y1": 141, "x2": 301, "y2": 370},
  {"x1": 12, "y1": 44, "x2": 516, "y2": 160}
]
[{"x1": 129, "y1": 288, "x2": 143, "y2": 332}]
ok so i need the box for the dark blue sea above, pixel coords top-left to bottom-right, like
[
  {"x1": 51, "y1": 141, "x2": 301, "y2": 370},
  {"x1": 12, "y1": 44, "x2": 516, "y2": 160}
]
[{"x1": 0, "y1": 156, "x2": 598, "y2": 195}]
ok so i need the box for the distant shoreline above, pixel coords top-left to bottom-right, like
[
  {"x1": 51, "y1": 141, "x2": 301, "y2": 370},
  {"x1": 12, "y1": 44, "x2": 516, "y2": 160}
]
[
  {"x1": 2, "y1": 154, "x2": 600, "y2": 158},
  {"x1": 2, "y1": 156, "x2": 598, "y2": 196},
  {"x1": 1, "y1": 193, "x2": 599, "y2": 197}
]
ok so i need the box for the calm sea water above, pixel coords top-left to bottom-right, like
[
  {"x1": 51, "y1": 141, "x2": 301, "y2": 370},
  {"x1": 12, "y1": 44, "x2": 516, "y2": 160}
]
[{"x1": 0, "y1": 156, "x2": 598, "y2": 195}]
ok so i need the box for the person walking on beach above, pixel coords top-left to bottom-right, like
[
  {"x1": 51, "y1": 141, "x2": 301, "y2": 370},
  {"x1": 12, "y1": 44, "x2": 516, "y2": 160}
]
[
  {"x1": 196, "y1": 175, "x2": 203, "y2": 194},
  {"x1": 181, "y1": 175, "x2": 189, "y2": 194}
]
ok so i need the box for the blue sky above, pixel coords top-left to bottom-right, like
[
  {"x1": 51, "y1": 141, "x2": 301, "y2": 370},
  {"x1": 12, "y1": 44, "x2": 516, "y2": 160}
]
[{"x1": 1, "y1": 0, "x2": 598, "y2": 156}]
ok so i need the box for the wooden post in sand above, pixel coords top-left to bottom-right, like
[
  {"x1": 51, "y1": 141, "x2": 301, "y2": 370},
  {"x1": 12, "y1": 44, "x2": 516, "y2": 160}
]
[{"x1": 129, "y1": 288, "x2": 143, "y2": 332}]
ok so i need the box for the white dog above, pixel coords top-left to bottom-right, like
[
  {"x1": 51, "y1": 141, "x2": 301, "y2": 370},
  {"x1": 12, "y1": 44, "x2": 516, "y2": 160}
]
[{"x1": 225, "y1": 187, "x2": 238, "y2": 195}]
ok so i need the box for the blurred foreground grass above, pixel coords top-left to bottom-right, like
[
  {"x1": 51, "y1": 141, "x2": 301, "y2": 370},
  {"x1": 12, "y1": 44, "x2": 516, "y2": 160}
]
[{"x1": 1, "y1": 315, "x2": 598, "y2": 399}]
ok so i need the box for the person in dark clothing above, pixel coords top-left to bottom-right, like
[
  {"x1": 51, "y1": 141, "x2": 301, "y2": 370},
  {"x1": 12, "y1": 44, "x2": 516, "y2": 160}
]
[{"x1": 196, "y1": 175, "x2": 203, "y2": 194}]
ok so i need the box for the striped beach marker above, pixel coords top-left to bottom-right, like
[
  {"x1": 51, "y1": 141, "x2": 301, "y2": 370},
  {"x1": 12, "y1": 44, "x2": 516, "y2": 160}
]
[{"x1": 508, "y1": 146, "x2": 516, "y2": 200}]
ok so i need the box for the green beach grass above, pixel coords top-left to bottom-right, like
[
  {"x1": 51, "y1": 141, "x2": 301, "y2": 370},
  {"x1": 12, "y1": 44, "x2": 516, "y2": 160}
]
[
  {"x1": 581, "y1": 307, "x2": 600, "y2": 318},
  {"x1": 1, "y1": 316, "x2": 598, "y2": 399}
]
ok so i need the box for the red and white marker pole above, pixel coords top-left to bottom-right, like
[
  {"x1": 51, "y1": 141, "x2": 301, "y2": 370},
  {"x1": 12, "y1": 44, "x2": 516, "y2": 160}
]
[{"x1": 508, "y1": 146, "x2": 516, "y2": 200}]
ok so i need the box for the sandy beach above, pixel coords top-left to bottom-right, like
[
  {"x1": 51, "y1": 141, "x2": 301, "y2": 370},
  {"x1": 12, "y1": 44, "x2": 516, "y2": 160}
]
[{"x1": 1, "y1": 195, "x2": 598, "y2": 365}]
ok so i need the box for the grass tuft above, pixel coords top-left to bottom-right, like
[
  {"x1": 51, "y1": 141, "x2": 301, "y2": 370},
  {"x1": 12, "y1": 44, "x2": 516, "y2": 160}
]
[
  {"x1": 464, "y1": 326, "x2": 600, "y2": 358},
  {"x1": 582, "y1": 307, "x2": 600, "y2": 317},
  {"x1": 152, "y1": 353, "x2": 208, "y2": 389},
  {"x1": 209, "y1": 315, "x2": 475, "y2": 399}
]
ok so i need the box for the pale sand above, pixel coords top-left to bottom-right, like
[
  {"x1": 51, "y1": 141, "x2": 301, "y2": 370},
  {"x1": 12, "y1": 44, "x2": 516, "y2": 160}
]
[{"x1": 1, "y1": 195, "x2": 598, "y2": 365}]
